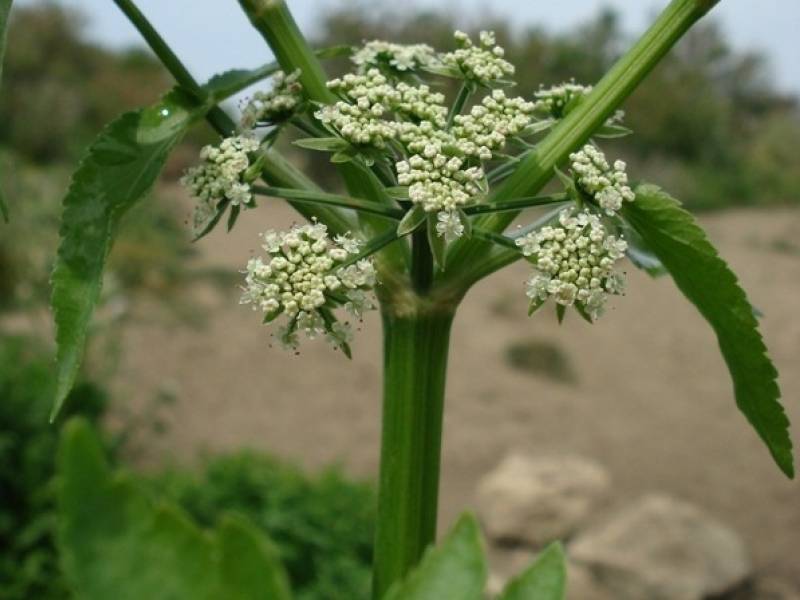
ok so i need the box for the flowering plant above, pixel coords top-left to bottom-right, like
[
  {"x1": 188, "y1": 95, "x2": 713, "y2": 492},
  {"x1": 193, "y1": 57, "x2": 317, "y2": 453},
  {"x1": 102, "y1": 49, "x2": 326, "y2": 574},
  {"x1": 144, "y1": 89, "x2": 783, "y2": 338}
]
[{"x1": 12, "y1": 0, "x2": 791, "y2": 597}]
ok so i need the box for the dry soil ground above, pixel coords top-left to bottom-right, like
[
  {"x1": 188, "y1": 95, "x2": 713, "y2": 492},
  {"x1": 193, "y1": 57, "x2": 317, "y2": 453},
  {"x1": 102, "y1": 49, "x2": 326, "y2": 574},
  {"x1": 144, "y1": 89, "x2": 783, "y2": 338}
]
[{"x1": 113, "y1": 200, "x2": 800, "y2": 585}]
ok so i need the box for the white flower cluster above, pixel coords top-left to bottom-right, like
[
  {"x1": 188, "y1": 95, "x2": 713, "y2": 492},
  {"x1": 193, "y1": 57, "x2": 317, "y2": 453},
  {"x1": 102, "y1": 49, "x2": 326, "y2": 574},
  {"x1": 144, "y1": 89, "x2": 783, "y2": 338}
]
[
  {"x1": 516, "y1": 208, "x2": 627, "y2": 321},
  {"x1": 240, "y1": 222, "x2": 376, "y2": 351},
  {"x1": 240, "y1": 70, "x2": 303, "y2": 129},
  {"x1": 441, "y1": 30, "x2": 514, "y2": 85},
  {"x1": 569, "y1": 145, "x2": 635, "y2": 215},
  {"x1": 397, "y1": 147, "x2": 485, "y2": 212},
  {"x1": 452, "y1": 89, "x2": 535, "y2": 157},
  {"x1": 533, "y1": 81, "x2": 624, "y2": 124},
  {"x1": 180, "y1": 136, "x2": 261, "y2": 231},
  {"x1": 317, "y1": 69, "x2": 447, "y2": 147},
  {"x1": 352, "y1": 40, "x2": 436, "y2": 72}
]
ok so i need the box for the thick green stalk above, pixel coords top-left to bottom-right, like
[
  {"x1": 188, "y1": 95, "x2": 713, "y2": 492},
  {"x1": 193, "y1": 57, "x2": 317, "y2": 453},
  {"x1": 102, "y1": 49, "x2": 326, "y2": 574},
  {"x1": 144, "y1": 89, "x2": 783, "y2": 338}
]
[
  {"x1": 445, "y1": 0, "x2": 722, "y2": 284},
  {"x1": 374, "y1": 306, "x2": 455, "y2": 599}
]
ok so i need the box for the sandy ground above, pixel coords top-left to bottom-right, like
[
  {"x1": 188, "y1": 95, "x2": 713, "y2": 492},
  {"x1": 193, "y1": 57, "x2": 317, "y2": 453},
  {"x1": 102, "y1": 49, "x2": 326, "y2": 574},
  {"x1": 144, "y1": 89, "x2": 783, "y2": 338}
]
[{"x1": 113, "y1": 200, "x2": 800, "y2": 585}]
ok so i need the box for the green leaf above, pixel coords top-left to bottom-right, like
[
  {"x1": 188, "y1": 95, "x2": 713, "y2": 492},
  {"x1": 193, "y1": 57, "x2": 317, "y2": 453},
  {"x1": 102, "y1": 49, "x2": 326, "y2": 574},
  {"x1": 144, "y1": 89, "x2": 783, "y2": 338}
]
[
  {"x1": 397, "y1": 205, "x2": 427, "y2": 237},
  {"x1": 49, "y1": 62, "x2": 271, "y2": 420},
  {"x1": 620, "y1": 221, "x2": 667, "y2": 278},
  {"x1": 385, "y1": 186, "x2": 410, "y2": 201},
  {"x1": 217, "y1": 515, "x2": 293, "y2": 600},
  {"x1": 58, "y1": 419, "x2": 292, "y2": 600},
  {"x1": 293, "y1": 137, "x2": 350, "y2": 152},
  {"x1": 622, "y1": 184, "x2": 794, "y2": 477},
  {"x1": 383, "y1": 514, "x2": 487, "y2": 600},
  {"x1": 499, "y1": 543, "x2": 566, "y2": 600},
  {"x1": 594, "y1": 123, "x2": 633, "y2": 139},
  {"x1": 50, "y1": 89, "x2": 200, "y2": 421},
  {"x1": 427, "y1": 215, "x2": 447, "y2": 270}
]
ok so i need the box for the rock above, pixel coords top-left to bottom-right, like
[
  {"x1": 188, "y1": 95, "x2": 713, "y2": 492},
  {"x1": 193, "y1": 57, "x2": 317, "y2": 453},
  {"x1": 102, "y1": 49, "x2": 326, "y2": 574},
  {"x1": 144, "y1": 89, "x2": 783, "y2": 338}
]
[
  {"x1": 569, "y1": 494, "x2": 751, "y2": 600},
  {"x1": 476, "y1": 454, "x2": 611, "y2": 547}
]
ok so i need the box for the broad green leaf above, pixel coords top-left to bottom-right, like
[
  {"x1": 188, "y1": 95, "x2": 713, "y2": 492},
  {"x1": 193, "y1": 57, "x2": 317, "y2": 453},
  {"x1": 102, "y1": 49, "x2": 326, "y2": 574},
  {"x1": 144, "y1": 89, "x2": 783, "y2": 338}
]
[
  {"x1": 293, "y1": 137, "x2": 350, "y2": 152},
  {"x1": 622, "y1": 184, "x2": 793, "y2": 477},
  {"x1": 50, "y1": 62, "x2": 271, "y2": 420},
  {"x1": 0, "y1": 0, "x2": 12, "y2": 223},
  {"x1": 218, "y1": 515, "x2": 292, "y2": 600},
  {"x1": 58, "y1": 418, "x2": 219, "y2": 600},
  {"x1": 50, "y1": 89, "x2": 201, "y2": 421},
  {"x1": 383, "y1": 514, "x2": 487, "y2": 600},
  {"x1": 499, "y1": 543, "x2": 566, "y2": 600},
  {"x1": 58, "y1": 419, "x2": 292, "y2": 600},
  {"x1": 397, "y1": 205, "x2": 427, "y2": 236}
]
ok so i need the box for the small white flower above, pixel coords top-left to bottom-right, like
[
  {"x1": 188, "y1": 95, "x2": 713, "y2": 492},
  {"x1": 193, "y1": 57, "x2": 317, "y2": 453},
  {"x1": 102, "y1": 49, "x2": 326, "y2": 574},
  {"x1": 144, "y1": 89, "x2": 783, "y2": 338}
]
[
  {"x1": 435, "y1": 210, "x2": 465, "y2": 242},
  {"x1": 240, "y1": 223, "x2": 376, "y2": 352},
  {"x1": 181, "y1": 136, "x2": 261, "y2": 233},
  {"x1": 240, "y1": 70, "x2": 303, "y2": 129},
  {"x1": 521, "y1": 207, "x2": 627, "y2": 320},
  {"x1": 440, "y1": 30, "x2": 514, "y2": 85},
  {"x1": 352, "y1": 40, "x2": 435, "y2": 73},
  {"x1": 568, "y1": 145, "x2": 635, "y2": 215}
]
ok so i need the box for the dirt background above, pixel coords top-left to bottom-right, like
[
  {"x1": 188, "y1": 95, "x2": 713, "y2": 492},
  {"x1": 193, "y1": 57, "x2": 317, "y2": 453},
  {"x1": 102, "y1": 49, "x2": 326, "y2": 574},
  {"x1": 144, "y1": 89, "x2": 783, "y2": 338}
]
[{"x1": 114, "y1": 198, "x2": 800, "y2": 584}]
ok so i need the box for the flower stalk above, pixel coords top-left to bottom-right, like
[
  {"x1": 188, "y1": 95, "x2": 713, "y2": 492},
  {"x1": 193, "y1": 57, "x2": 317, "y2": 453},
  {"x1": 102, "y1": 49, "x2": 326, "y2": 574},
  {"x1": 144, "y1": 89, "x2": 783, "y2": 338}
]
[{"x1": 374, "y1": 307, "x2": 455, "y2": 599}]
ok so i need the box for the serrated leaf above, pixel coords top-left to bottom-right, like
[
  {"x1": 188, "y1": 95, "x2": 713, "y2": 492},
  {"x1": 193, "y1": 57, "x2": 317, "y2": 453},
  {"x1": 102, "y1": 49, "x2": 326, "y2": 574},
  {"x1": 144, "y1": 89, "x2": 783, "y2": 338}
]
[
  {"x1": 427, "y1": 215, "x2": 447, "y2": 270},
  {"x1": 58, "y1": 419, "x2": 292, "y2": 600},
  {"x1": 383, "y1": 514, "x2": 487, "y2": 600},
  {"x1": 218, "y1": 515, "x2": 292, "y2": 600},
  {"x1": 622, "y1": 184, "x2": 793, "y2": 477},
  {"x1": 50, "y1": 64, "x2": 269, "y2": 420},
  {"x1": 397, "y1": 205, "x2": 427, "y2": 236},
  {"x1": 499, "y1": 543, "x2": 566, "y2": 600},
  {"x1": 293, "y1": 137, "x2": 350, "y2": 152}
]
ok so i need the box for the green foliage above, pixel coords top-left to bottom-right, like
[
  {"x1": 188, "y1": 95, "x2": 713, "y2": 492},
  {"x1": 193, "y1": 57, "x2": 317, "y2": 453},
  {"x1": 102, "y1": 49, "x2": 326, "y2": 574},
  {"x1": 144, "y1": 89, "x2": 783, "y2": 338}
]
[
  {"x1": 382, "y1": 515, "x2": 566, "y2": 600},
  {"x1": 0, "y1": 335, "x2": 108, "y2": 600},
  {"x1": 58, "y1": 419, "x2": 292, "y2": 600},
  {"x1": 154, "y1": 452, "x2": 375, "y2": 600},
  {"x1": 0, "y1": 0, "x2": 11, "y2": 222},
  {"x1": 49, "y1": 89, "x2": 202, "y2": 421},
  {"x1": 622, "y1": 184, "x2": 793, "y2": 477},
  {"x1": 383, "y1": 515, "x2": 486, "y2": 600},
  {"x1": 498, "y1": 543, "x2": 566, "y2": 600}
]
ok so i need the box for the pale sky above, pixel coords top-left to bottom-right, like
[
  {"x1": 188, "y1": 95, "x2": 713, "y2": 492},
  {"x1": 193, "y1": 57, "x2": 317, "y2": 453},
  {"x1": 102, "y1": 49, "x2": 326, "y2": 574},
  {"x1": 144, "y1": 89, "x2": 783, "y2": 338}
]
[{"x1": 17, "y1": 0, "x2": 800, "y2": 95}]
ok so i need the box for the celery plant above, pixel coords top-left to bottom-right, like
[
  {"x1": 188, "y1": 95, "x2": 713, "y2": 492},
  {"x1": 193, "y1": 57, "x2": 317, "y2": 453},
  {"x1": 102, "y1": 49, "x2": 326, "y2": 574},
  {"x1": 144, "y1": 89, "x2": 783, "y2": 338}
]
[{"x1": 15, "y1": 0, "x2": 792, "y2": 596}]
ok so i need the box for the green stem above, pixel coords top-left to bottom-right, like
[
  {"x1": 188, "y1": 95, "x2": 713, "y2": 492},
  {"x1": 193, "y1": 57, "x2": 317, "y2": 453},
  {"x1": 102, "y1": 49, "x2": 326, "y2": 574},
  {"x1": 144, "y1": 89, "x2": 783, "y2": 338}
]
[
  {"x1": 239, "y1": 0, "x2": 409, "y2": 272},
  {"x1": 446, "y1": 83, "x2": 471, "y2": 128},
  {"x1": 445, "y1": 0, "x2": 722, "y2": 284},
  {"x1": 411, "y1": 229, "x2": 434, "y2": 293},
  {"x1": 252, "y1": 185, "x2": 404, "y2": 219},
  {"x1": 374, "y1": 308, "x2": 455, "y2": 599},
  {"x1": 112, "y1": 0, "x2": 234, "y2": 136},
  {"x1": 463, "y1": 193, "x2": 568, "y2": 215}
]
